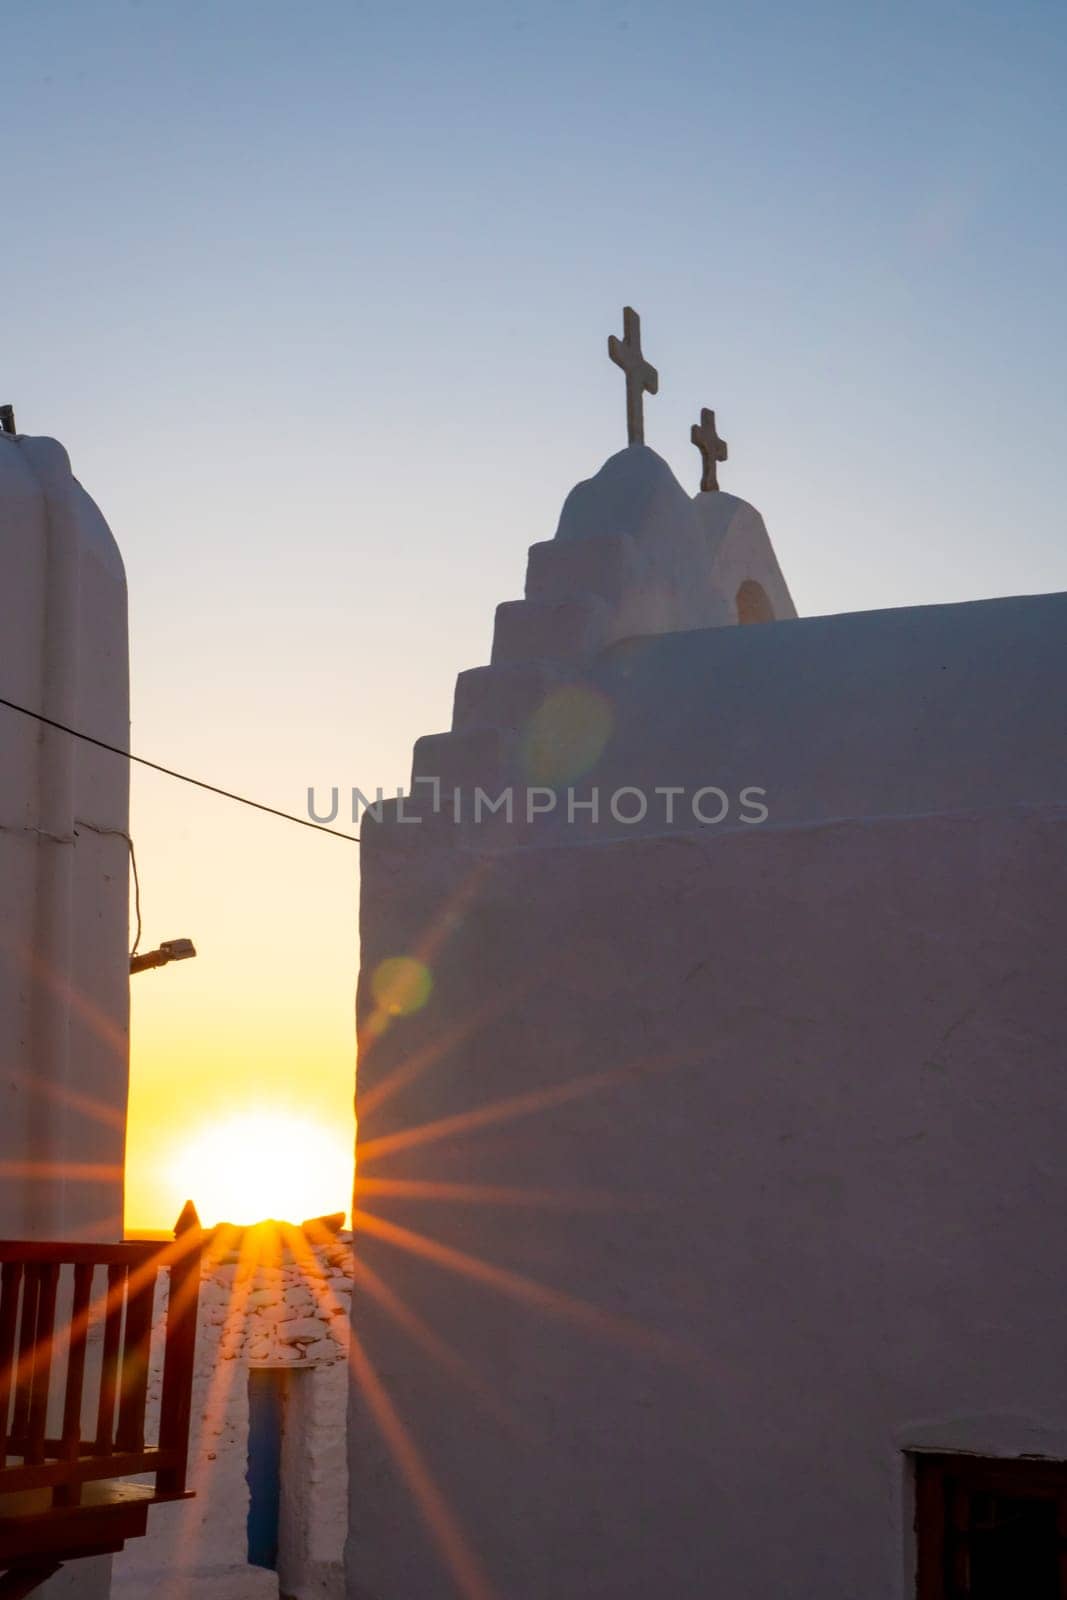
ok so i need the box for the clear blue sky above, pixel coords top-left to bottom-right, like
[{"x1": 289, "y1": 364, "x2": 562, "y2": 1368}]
[{"x1": 2, "y1": 1, "x2": 1065, "y2": 1220}]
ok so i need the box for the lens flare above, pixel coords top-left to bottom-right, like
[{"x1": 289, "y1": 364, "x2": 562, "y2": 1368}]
[
  {"x1": 520, "y1": 685, "x2": 614, "y2": 788},
  {"x1": 371, "y1": 956, "x2": 433, "y2": 1017}
]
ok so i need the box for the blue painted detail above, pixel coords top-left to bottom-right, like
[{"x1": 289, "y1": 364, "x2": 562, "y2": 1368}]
[{"x1": 246, "y1": 1369, "x2": 285, "y2": 1570}]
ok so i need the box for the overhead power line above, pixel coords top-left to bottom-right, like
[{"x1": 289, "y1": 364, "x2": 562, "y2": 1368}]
[{"x1": 0, "y1": 694, "x2": 360, "y2": 845}]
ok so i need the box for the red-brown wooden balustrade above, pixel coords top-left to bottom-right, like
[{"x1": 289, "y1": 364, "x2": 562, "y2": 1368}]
[{"x1": 0, "y1": 1206, "x2": 201, "y2": 1596}]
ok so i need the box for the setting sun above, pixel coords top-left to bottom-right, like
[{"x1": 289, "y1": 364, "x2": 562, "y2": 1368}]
[{"x1": 167, "y1": 1110, "x2": 354, "y2": 1228}]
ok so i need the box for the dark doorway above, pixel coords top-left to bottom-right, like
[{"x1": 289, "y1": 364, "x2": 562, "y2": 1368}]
[
  {"x1": 915, "y1": 1453, "x2": 1067, "y2": 1597},
  {"x1": 247, "y1": 1368, "x2": 287, "y2": 1570}
]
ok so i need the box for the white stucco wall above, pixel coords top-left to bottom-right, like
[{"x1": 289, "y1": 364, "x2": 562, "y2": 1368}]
[
  {"x1": 414, "y1": 588, "x2": 1067, "y2": 848},
  {"x1": 347, "y1": 452, "x2": 1067, "y2": 1597},
  {"x1": 0, "y1": 429, "x2": 130, "y2": 1242},
  {"x1": 350, "y1": 802, "x2": 1067, "y2": 1600},
  {"x1": 0, "y1": 429, "x2": 129, "y2": 1600},
  {"x1": 113, "y1": 1230, "x2": 353, "y2": 1600}
]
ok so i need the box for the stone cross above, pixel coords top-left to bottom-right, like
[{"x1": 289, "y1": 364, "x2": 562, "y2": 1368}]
[
  {"x1": 690, "y1": 406, "x2": 728, "y2": 492},
  {"x1": 608, "y1": 307, "x2": 658, "y2": 446}
]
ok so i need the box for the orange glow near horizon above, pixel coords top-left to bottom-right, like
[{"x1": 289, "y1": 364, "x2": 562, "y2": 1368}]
[{"x1": 159, "y1": 1109, "x2": 353, "y2": 1229}]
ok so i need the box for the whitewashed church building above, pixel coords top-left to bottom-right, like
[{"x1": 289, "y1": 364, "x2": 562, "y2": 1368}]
[{"x1": 348, "y1": 310, "x2": 1067, "y2": 1599}]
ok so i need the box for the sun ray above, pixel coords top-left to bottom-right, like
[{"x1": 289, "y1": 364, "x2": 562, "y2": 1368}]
[
  {"x1": 358, "y1": 899, "x2": 610, "y2": 1124},
  {"x1": 0, "y1": 1160, "x2": 123, "y2": 1182},
  {"x1": 0, "y1": 925, "x2": 130, "y2": 1058},
  {"x1": 358, "y1": 859, "x2": 497, "y2": 1073},
  {"x1": 358, "y1": 1046, "x2": 701, "y2": 1170},
  {"x1": 358, "y1": 919, "x2": 560, "y2": 1120},
  {"x1": 278, "y1": 1222, "x2": 499, "y2": 1595},
  {"x1": 357, "y1": 972, "x2": 528, "y2": 1122},
  {"x1": 0, "y1": 1066, "x2": 126, "y2": 1132},
  {"x1": 347, "y1": 1309, "x2": 498, "y2": 1600},
  {"x1": 282, "y1": 1222, "x2": 501, "y2": 1594},
  {"x1": 174, "y1": 1225, "x2": 259, "y2": 1573},
  {"x1": 355, "y1": 1175, "x2": 649, "y2": 1212},
  {"x1": 0, "y1": 1222, "x2": 202, "y2": 1423},
  {"x1": 356, "y1": 1068, "x2": 622, "y2": 1168},
  {"x1": 352, "y1": 1208, "x2": 703, "y2": 1369},
  {"x1": 347, "y1": 1254, "x2": 528, "y2": 1439},
  {"x1": 277, "y1": 1222, "x2": 351, "y2": 1353}
]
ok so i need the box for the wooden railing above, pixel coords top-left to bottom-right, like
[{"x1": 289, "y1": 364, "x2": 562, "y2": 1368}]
[{"x1": 0, "y1": 1207, "x2": 201, "y2": 1589}]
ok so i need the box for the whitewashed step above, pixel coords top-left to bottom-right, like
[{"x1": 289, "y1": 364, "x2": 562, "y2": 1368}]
[
  {"x1": 490, "y1": 596, "x2": 611, "y2": 667},
  {"x1": 524, "y1": 532, "x2": 643, "y2": 608},
  {"x1": 410, "y1": 726, "x2": 514, "y2": 796},
  {"x1": 452, "y1": 661, "x2": 571, "y2": 734}
]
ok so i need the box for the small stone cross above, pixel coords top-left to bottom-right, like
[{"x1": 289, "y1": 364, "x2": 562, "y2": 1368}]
[
  {"x1": 608, "y1": 307, "x2": 658, "y2": 446},
  {"x1": 690, "y1": 406, "x2": 728, "y2": 492}
]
